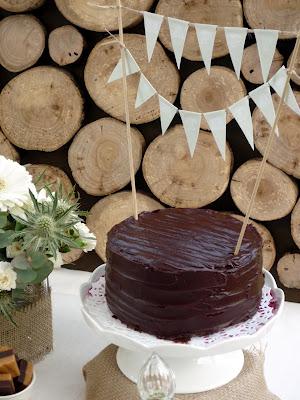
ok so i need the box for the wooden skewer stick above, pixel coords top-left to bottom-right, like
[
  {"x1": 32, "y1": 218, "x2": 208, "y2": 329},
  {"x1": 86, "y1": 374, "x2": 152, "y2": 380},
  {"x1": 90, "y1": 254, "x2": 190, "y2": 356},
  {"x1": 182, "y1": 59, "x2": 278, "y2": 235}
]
[
  {"x1": 234, "y1": 33, "x2": 300, "y2": 255},
  {"x1": 117, "y1": 0, "x2": 138, "y2": 220}
]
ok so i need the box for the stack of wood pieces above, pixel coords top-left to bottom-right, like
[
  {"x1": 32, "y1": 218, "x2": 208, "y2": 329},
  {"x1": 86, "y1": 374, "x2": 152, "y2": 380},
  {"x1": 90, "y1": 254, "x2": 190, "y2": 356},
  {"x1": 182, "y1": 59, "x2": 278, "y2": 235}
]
[{"x1": 0, "y1": 0, "x2": 299, "y2": 300}]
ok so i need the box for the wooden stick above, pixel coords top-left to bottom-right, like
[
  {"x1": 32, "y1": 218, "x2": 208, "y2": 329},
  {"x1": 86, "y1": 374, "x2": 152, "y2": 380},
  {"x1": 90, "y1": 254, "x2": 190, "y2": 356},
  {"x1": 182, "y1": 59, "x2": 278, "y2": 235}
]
[
  {"x1": 117, "y1": 0, "x2": 138, "y2": 220},
  {"x1": 234, "y1": 33, "x2": 300, "y2": 255}
]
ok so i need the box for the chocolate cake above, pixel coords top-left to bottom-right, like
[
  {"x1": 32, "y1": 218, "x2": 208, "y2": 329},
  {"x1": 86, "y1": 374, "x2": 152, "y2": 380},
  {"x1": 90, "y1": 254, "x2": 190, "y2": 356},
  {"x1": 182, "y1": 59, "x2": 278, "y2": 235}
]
[{"x1": 105, "y1": 208, "x2": 263, "y2": 341}]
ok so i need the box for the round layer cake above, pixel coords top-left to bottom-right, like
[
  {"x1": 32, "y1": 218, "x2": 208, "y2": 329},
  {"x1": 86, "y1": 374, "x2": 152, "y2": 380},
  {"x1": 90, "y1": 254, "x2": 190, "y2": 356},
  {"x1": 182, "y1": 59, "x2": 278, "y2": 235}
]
[{"x1": 105, "y1": 208, "x2": 263, "y2": 341}]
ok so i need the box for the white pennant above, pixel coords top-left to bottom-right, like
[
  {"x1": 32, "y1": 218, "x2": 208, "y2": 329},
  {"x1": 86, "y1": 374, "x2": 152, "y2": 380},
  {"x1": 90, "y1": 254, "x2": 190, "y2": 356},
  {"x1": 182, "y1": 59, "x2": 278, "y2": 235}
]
[
  {"x1": 158, "y1": 95, "x2": 178, "y2": 134},
  {"x1": 229, "y1": 97, "x2": 254, "y2": 149},
  {"x1": 135, "y1": 74, "x2": 157, "y2": 108},
  {"x1": 204, "y1": 110, "x2": 227, "y2": 160},
  {"x1": 249, "y1": 84, "x2": 279, "y2": 135},
  {"x1": 224, "y1": 27, "x2": 248, "y2": 79},
  {"x1": 168, "y1": 17, "x2": 189, "y2": 69},
  {"x1": 179, "y1": 110, "x2": 202, "y2": 157},
  {"x1": 194, "y1": 23, "x2": 217, "y2": 74},
  {"x1": 269, "y1": 66, "x2": 300, "y2": 116},
  {"x1": 143, "y1": 12, "x2": 164, "y2": 62},
  {"x1": 108, "y1": 49, "x2": 140, "y2": 83},
  {"x1": 254, "y1": 29, "x2": 279, "y2": 83}
]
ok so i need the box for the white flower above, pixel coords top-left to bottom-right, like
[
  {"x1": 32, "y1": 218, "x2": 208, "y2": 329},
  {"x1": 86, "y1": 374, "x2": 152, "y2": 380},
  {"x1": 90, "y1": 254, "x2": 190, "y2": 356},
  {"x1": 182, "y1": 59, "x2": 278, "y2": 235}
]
[
  {"x1": 6, "y1": 242, "x2": 23, "y2": 259},
  {"x1": 0, "y1": 156, "x2": 33, "y2": 214},
  {"x1": 0, "y1": 262, "x2": 17, "y2": 291},
  {"x1": 49, "y1": 251, "x2": 64, "y2": 269},
  {"x1": 75, "y1": 222, "x2": 97, "y2": 252}
]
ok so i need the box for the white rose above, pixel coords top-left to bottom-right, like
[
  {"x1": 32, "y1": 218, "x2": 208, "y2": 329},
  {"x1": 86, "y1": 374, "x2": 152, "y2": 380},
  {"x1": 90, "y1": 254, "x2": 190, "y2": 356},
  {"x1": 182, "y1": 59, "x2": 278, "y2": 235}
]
[
  {"x1": 0, "y1": 262, "x2": 17, "y2": 291},
  {"x1": 75, "y1": 222, "x2": 97, "y2": 252},
  {"x1": 49, "y1": 251, "x2": 64, "y2": 269}
]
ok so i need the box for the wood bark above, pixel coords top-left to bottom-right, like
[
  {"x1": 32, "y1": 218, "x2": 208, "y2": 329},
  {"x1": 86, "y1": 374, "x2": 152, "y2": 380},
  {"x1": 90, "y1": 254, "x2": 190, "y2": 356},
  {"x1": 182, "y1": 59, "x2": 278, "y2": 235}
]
[
  {"x1": 230, "y1": 213, "x2": 276, "y2": 271},
  {"x1": 156, "y1": 0, "x2": 243, "y2": 61},
  {"x1": 26, "y1": 164, "x2": 73, "y2": 195},
  {"x1": 0, "y1": 129, "x2": 19, "y2": 162},
  {"x1": 277, "y1": 253, "x2": 300, "y2": 289},
  {"x1": 0, "y1": 66, "x2": 84, "y2": 151},
  {"x1": 230, "y1": 159, "x2": 298, "y2": 221},
  {"x1": 243, "y1": 0, "x2": 300, "y2": 39},
  {"x1": 84, "y1": 34, "x2": 180, "y2": 125},
  {"x1": 291, "y1": 198, "x2": 300, "y2": 249},
  {"x1": 241, "y1": 44, "x2": 284, "y2": 84},
  {"x1": 0, "y1": 0, "x2": 44, "y2": 12},
  {"x1": 288, "y1": 49, "x2": 300, "y2": 86},
  {"x1": 253, "y1": 92, "x2": 300, "y2": 178},
  {"x1": 68, "y1": 118, "x2": 145, "y2": 196},
  {"x1": 0, "y1": 15, "x2": 45, "y2": 73},
  {"x1": 143, "y1": 124, "x2": 232, "y2": 208},
  {"x1": 86, "y1": 191, "x2": 164, "y2": 261},
  {"x1": 181, "y1": 66, "x2": 246, "y2": 131},
  {"x1": 61, "y1": 248, "x2": 83, "y2": 265},
  {"x1": 49, "y1": 25, "x2": 84, "y2": 66},
  {"x1": 54, "y1": 0, "x2": 154, "y2": 32}
]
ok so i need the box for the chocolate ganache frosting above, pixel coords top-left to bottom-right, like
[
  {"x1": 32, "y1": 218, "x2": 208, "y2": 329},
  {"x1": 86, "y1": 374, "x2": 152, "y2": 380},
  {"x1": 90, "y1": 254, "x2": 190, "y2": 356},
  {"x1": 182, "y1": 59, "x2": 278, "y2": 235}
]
[{"x1": 105, "y1": 208, "x2": 264, "y2": 341}]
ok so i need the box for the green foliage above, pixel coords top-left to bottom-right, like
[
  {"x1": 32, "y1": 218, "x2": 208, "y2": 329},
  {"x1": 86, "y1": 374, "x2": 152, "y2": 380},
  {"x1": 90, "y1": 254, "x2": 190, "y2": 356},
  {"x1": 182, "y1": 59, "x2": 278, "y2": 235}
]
[{"x1": 12, "y1": 251, "x2": 53, "y2": 286}]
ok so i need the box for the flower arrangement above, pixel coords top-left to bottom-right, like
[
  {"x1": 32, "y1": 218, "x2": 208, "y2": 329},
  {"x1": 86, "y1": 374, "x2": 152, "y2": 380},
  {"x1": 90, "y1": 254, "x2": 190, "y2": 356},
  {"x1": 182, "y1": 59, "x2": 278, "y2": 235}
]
[{"x1": 0, "y1": 156, "x2": 96, "y2": 323}]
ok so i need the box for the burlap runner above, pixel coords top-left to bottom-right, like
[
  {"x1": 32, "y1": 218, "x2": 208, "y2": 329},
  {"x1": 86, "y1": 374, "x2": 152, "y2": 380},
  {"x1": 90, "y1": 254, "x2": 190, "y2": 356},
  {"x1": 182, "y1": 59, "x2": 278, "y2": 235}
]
[
  {"x1": 83, "y1": 345, "x2": 280, "y2": 400},
  {"x1": 0, "y1": 286, "x2": 53, "y2": 362}
]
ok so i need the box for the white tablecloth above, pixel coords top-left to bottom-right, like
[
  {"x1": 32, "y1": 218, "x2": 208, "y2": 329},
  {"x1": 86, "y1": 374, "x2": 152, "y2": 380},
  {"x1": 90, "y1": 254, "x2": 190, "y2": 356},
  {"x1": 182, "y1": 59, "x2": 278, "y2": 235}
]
[{"x1": 32, "y1": 269, "x2": 300, "y2": 400}]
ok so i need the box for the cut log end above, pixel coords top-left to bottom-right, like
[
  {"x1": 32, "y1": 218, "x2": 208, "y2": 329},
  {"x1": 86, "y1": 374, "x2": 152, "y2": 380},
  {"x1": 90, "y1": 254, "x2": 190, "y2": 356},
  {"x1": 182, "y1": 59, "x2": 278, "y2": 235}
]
[
  {"x1": 230, "y1": 159, "x2": 298, "y2": 221},
  {"x1": 0, "y1": 129, "x2": 19, "y2": 162},
  {"x1": 49, "y1": 25, "x2": 84, "y2": 66},
  {"x1": 277, "y1": 253, "x2": 300, "y2": 289},
  {"x1": 291, "y1": 199, "x2": 300, "y2": 250},
  {"x1": 0, "y1": 0, "x2": 44, "y2": 12},
  {"x1": 86, "y1": 191, "x2": 164, "y2": 261},
  {"x1": 0, "y1": 15, "x2": 45, "y2": 73},
  {"x1": 68, "y1": 118, "x2": 145, "y2": 196},
  {"x1": 61, "y1": 248, "x2": 83, "y2": 265},
  {"x1": 143, "y1": 125, "x2": 232, "y2": 208},
  {"x1": 26, "y1": 164, "x2": 73, "y2": 195},
  {"x1": 288, "y1": 50, "x2": 300, "y2": 86}
]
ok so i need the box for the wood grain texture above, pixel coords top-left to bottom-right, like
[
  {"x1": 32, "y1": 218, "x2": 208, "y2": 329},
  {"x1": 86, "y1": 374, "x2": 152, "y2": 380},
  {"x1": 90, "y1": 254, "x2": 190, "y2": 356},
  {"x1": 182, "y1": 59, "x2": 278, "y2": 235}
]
[
  {"x1": 143, "y1": 125, "x2": 232, "y2": 208},
  {"x1": 26, "y1": 164, "x2": 73, "y2": 194},
  {"x1": 243, "y1": 0, "x2": 300, "y2": 39},
  {"x1": 84, "y1": 34, "x2": 179, "y2": 125},
  {"x1": 0, "y1": 66, "x2": 84, "y2": 151},
  {"x1": 253, "y1": 92, "x2": 300, "y2": 178},
  {"x1": 0, "y1": 0, "x2": 44, "y2": 12},
  {"x1": 288, "y1": 48, "x2": 300, "y2": 85},
  {"x1": 68, "y1": 118, "x2": 145, "y2": 196},
  {"x1": 86, "y1": 191, "x2": 164, "y2": 261},
  {"x1": 231, "y1": 159, "x2": 298, "y2": 221},
  {"x1": 0, "y1": 129, "x2": 19, "y2": 161},
  {"x1": 156, "y1": 0, "x2": 243, "y2": 60},
  {"x1": 277, "y1": 253, "x2": 300, "y2": 288},
  {"x1": 291, "y1": 199, "x2": 300, "y2": 249},
  {"x1": 54, "y1": 0, "x2": 153, "y2": 32},
  {"x1": 181, "y1": 66, "x2": 246, "y2": 130}
]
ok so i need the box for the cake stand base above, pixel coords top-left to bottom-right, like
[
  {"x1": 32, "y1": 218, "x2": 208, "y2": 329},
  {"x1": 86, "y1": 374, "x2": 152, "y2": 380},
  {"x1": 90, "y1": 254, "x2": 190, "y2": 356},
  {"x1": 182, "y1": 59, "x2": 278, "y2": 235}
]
[{"x1": 116, "y1": 347, "x2": 244, "y2": 394}]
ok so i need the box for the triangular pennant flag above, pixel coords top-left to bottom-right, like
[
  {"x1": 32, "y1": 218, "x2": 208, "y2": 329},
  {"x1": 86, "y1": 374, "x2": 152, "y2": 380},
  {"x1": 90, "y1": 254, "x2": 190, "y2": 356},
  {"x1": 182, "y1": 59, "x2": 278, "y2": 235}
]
[
  {"x1": 135, "y1": 74, "x2": 157, "y2": 108},
  {"x1": 143, "y1": 12, "x2": 164, "y2": 62},
  {"x1": 224, "y1": 27, "x2": 248, "y2": 79},
  {"x1": 229, "y1": 97, "x2": 254, "y2": 149},
  {"x1": 168, "y1": 17, "x2": 189, "y2": 69},
  {"x1": 194, "y1": 23, "x2": 217, "y2": 74},
  {"x1": 249, "y1": 83, "x2": 279, "y2": 135},
  {"x1": 204, "y1": 110, "x2": 227, "y2": 160},
  {"x1": 158, "y1": 95, "x2": 178, "y2": 134},
  {"x1": 254, "y1": 29, "x2": 279, "y2": 83},
  {"x1": 179, "y1": 110, "x2": 202, "y2": 157},
  {"x1": 108, "y1": 49, "x2": 140, "y2": 83},
  {"x1": 269, "y1": 66, "x2": 300, "y2": 116}
]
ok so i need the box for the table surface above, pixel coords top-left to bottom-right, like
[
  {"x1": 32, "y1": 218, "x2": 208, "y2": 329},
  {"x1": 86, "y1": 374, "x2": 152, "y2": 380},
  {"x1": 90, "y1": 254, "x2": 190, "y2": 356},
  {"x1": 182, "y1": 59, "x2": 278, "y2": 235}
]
[{"x1": 32, "y1": 269, "x2": 300, "y2": 400}]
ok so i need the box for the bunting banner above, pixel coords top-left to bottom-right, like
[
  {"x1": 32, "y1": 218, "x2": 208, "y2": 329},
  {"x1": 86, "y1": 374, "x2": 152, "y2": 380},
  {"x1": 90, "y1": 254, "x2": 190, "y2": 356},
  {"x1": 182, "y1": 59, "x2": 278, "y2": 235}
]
[
  {"x1": 224, "y1": 27, "x2": 248, "y2": 79},
  {"x1": 249, "y1": 83, "x2": 279, "y2": 136},
  {"x1": 168, "y1": 17, "x2": 189, "y2": 69},
  {"x1": 269, "y1": 66, "x2": 300, "y2": 116},
  {"x1": 108, "y1": 49, "x2": 140, "y2": 83},
  {"x1": 254, "y1": 29, "x2": 279, "y2": 83},
  {"x1": 229, "y1": 97, "x2": 254, "y2": 149},
  {"x1": 204, "y1": 110, "x2": 227, "y2": 160},
  {"x1": 158, "y1": 95, "x2": 178, "y2": 134},
  {"x1": 194, "y1": 23, "x2": 217, "y2": 75},
  {"x1": 143, "y1": 12, "x2": 164, "y2": 62},
  {"x1": 135, "y1": 73, "x2": 157, "y2": 108},
  {"x1": 179, "y1": 110, "x2": 202, "y2": 157}
]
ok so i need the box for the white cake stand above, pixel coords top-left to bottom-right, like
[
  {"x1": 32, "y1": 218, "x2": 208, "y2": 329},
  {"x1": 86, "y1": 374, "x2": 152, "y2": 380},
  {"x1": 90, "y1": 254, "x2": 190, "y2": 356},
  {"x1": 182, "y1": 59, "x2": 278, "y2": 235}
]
[{"x1": 80, "y1": 265, "x2": 284, "y2": 394}]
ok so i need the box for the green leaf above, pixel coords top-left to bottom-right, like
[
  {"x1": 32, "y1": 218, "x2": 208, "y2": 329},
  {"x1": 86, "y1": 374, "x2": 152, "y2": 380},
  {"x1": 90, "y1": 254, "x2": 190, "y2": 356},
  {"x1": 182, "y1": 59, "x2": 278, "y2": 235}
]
[
  {"x1": 0, "y1": 212, "x2": 8, "y2": 229},
  {"x1": 11, "y1": 254, "x2": 31, "y2": 270},
  {"x1": 0, "y1": 230, "x2": 15, "y2": 248},
  {"x1": 16, "y1": 269, "x2": 38, "y2": 284},
  {"x1": 31, "y1": 261, "x2": 53, "y2": 285},
  {"x1": 28, "y1": 251, "x2": 52, "y2": 271},
  {"x1": 15, "y1": 221, "x2": 25, "y2": 232}
]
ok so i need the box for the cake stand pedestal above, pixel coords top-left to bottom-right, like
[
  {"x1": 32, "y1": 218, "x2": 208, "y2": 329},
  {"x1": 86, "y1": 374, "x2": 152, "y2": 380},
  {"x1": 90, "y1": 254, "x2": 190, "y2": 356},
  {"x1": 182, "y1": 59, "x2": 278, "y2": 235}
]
[{"x1": 80, "y1": 265, "x2": 284, "y2": 394}]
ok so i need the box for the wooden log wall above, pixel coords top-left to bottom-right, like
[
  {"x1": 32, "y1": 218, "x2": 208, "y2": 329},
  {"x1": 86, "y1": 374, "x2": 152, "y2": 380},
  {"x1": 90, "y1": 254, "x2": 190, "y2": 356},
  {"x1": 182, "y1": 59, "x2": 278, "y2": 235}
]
[{"x1": 0, "y1": 0, "x2": 300, "y2": 301}]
